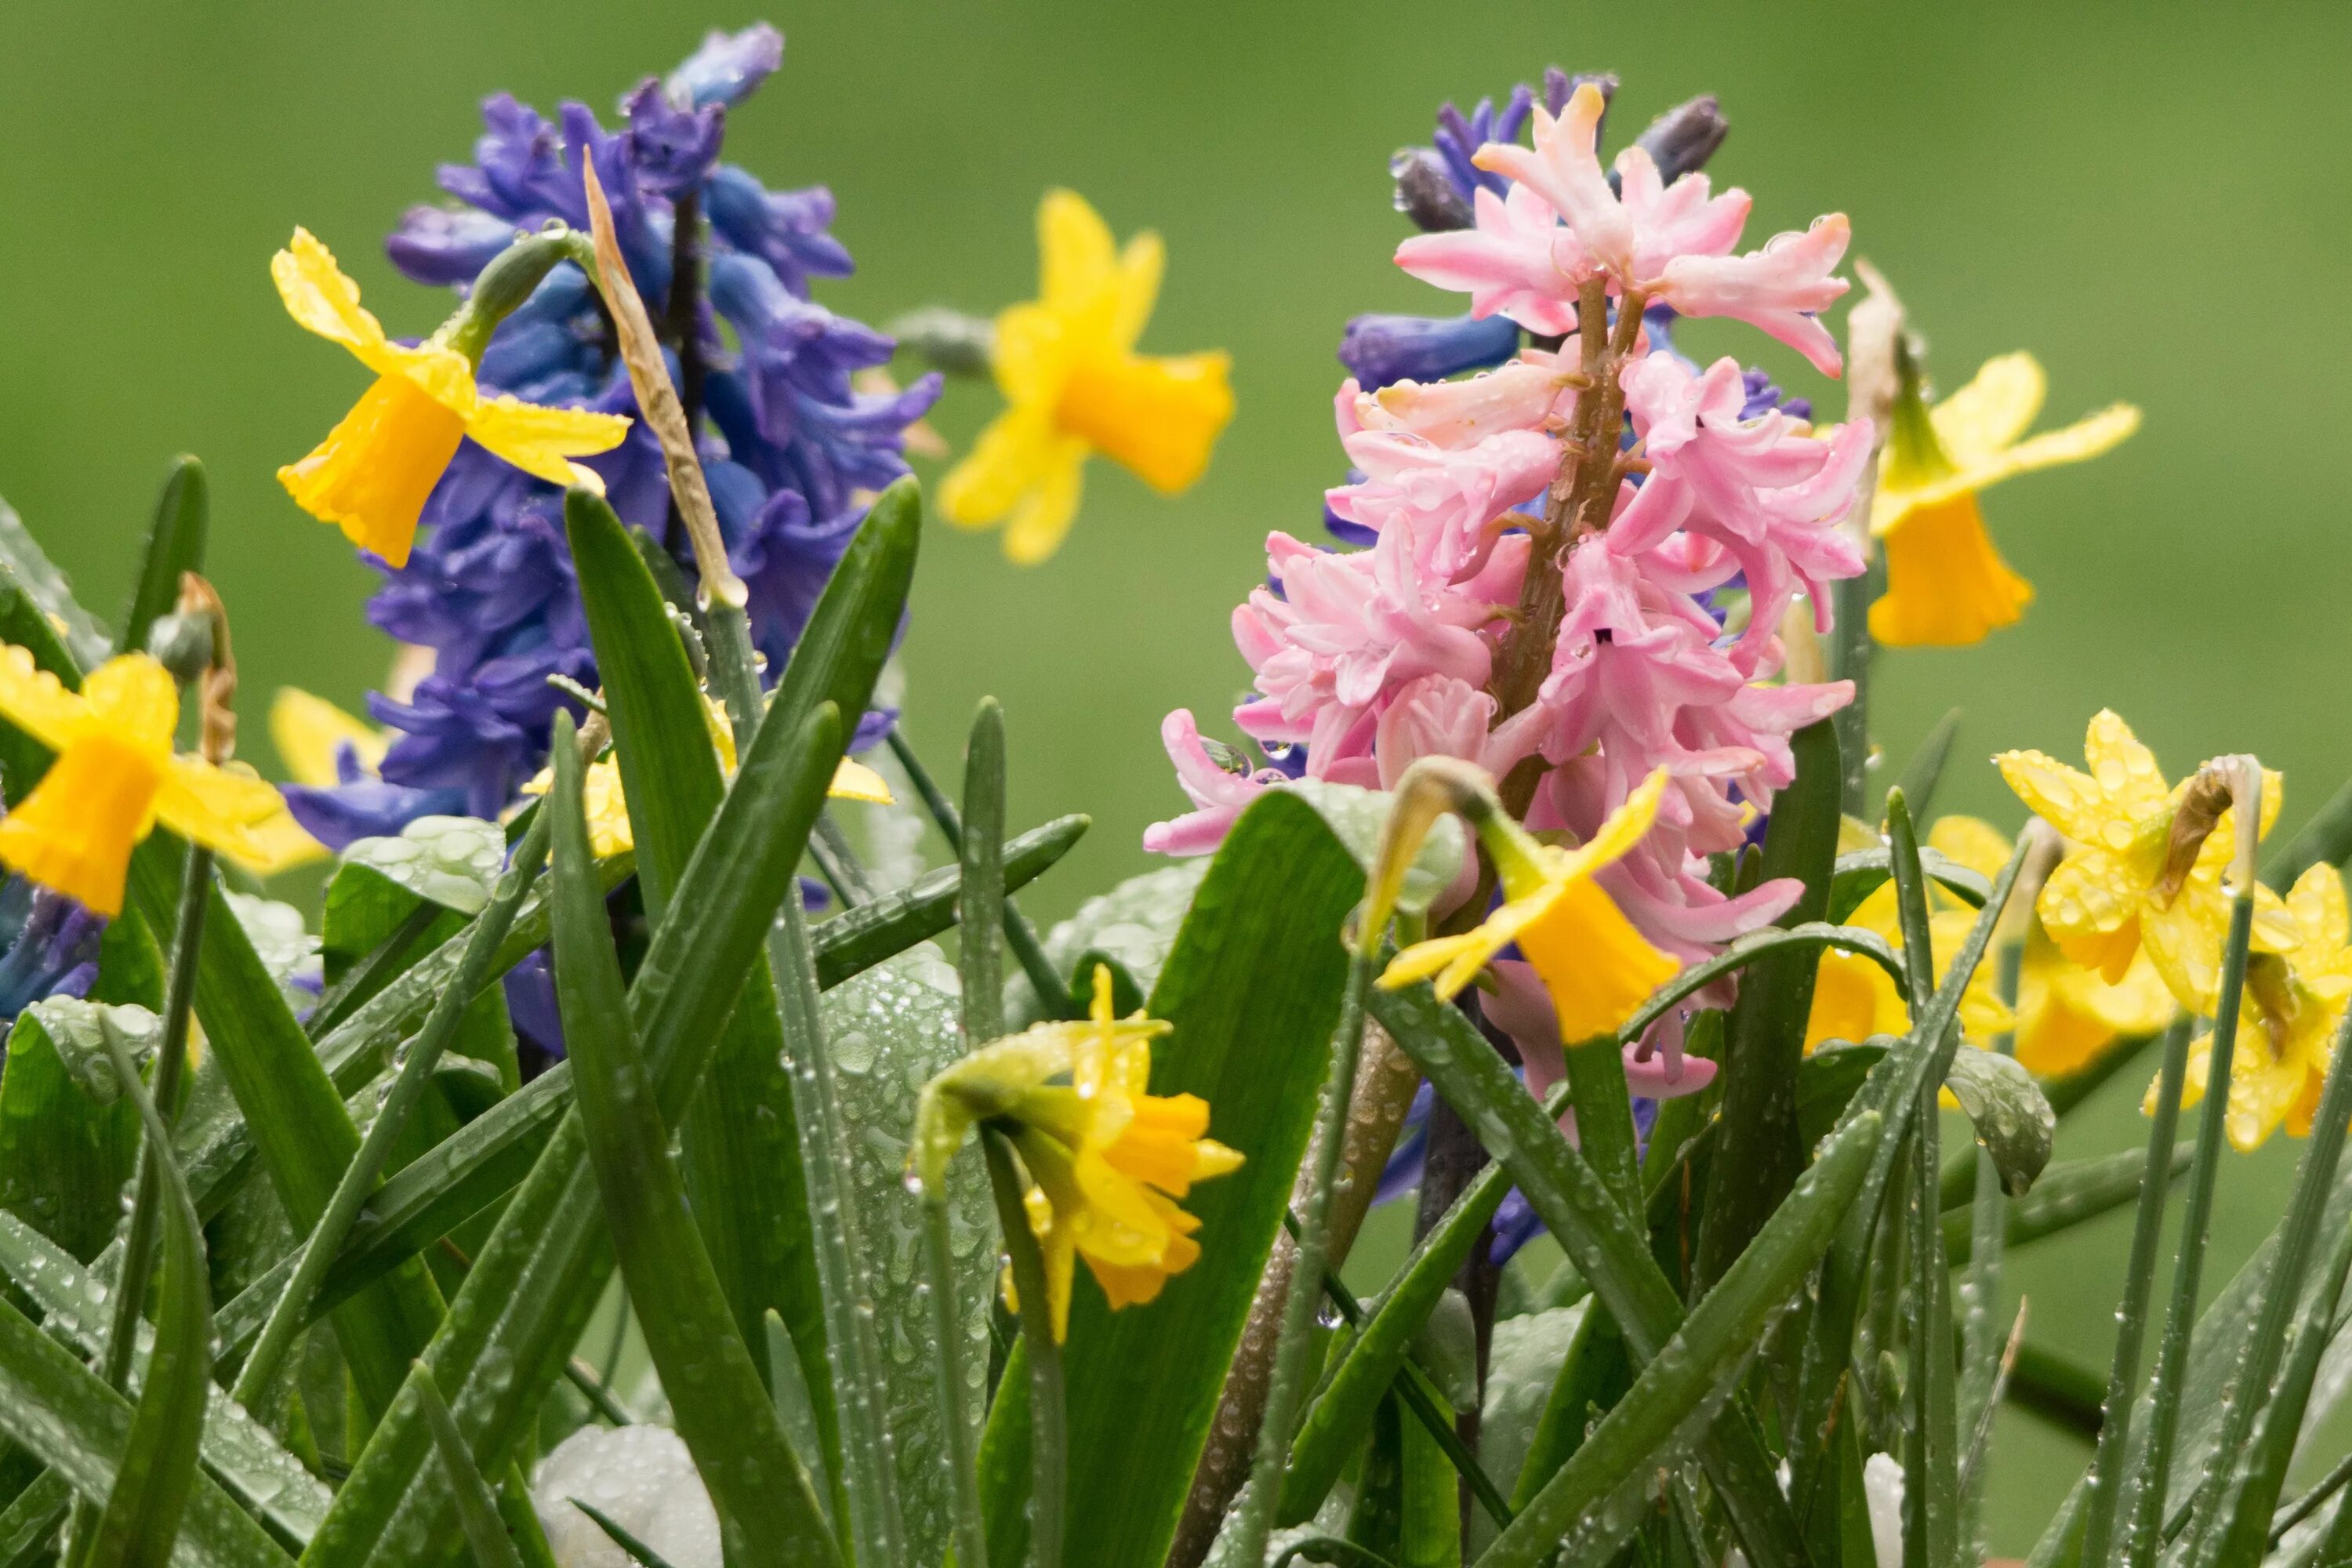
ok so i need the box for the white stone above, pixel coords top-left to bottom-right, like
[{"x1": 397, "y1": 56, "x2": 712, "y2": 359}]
[{"x1": 532, "y1": 1424, "x2": 722, "y2": 1568}]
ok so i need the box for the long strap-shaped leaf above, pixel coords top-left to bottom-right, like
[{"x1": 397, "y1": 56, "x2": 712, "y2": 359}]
[
  {"x1": 548, "y1": 713, "x2": 841, "y2": 1568},
  {"x1": 1477, "y1": 1109, "x2": 1882, "y2": 1568},
  {"x1": 406, "y1": 1363, "x2": 523, "y2": 1568},
  {"x1": 1365, "y1": 980, "x2": 1815, "y2": 1568},
  {"x1": 310, "y1": 524, "x2": 894, "y2": 1568},
  {"x1": 84, "y1": 1014, "x2": 212, "y2": 1568}
]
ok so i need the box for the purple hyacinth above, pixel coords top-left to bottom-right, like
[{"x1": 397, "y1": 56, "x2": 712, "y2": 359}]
[
  {"x1": 0, "y1": 879, "x2": 103, "y2": 1028},
  {"x1": 308, "y1": 25, "x2": 941, "y2": 840}
]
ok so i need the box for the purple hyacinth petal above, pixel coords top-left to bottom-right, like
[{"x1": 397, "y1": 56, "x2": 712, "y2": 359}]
[
  {"x1": 666, "y1": 24, "x2": 785, "y2": 110},
  {"x1": 1338, "y1": 312, "x2": 1518, "y2": 390}
]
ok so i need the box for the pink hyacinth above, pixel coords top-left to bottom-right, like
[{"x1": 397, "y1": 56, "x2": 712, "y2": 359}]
[
  {"x1": 1392, "y1": 181, "x2": 1586, "y2": 337},
  {"x1": 1342, "y1": 352, "x2": 1583, "y2": 448},
  {"x1": 1325, "y1": 426, "x2": 1557, "y2": 583},
  {"x1": 1142, "y1": 710, "x2": 1287, "y2": 856},
  {"x1": 1484, "y1": 959, "x2": 1720, "y2": 1105}
]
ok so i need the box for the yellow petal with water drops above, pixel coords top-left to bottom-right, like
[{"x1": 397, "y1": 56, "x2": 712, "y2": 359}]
[
  {"x1": 1804, "y1": 946, "x2": 1901, "y2": 1052},
  {"x1": 1867, "y1": 492, "x2": 2031, "y2": 648},
  {"x1": 0, "y1": 734, "x2": 164, "y2": 916},
  {"x1": 1926, "y1": 816, "x2": 2014, "y2": 883},
  {"x1": 1928, "y1": 352, "x2": 2047, "y2": 464},
  {"x1": 1998, "y1": 748, "x2": 2118, "y2": 849},
  {"x1": 1052, "y1": 350, "x2": 1234, "y2": 495},
  {"x1": 2288, "y1": 865, "x2": 2350, "y2": 957},
  {"x1": 463, "y1": 395, "x2": 633, "y2": 491},
  {"x1": 2038, "y1": 849, "x2": 2142, "y2": 954},
  {"x1": 1379, "y1": 931, "x2": 1486, "y2": 997},
  {"x1": 2082, "y1": 710, "x2": 2174, "y2": 824},
  {"x1": 0, "y1": 644, "x2": 89, "y2": 753},
  {"x1": 155, "y1": 756, "x2": 322, "y2": 873},
  {"x1": 1111, "y1": 229, "x2": 1166, "y2": 353},
  {"x1": 279, "y1": 374, "x2": 469, "y2": 568},
  {"x1": 80, "y1": 655, "x2": 180, "y2": 758},
  {"x1": 1037, "y1": 189, "x2": 1120, "y2": 314},
  {"x1": 1515, "y1": 876, "x2": 1680, "y2": 1044},
  {"x1": 1559, "y1": 766, "x2": 1672, "y2": 881},
  {"x1": 2015, "y1": 980, "x2": 2120, "y2": 1079},
  {"x1": 828, "y1": 757, "x2": 895, "y2": 804},
  {"x1": 2141, "y1": 893, "x2": 2232, "y2": 1016},
  {"x1": 272, "y1": 228, "x2": 392, "y2": 361},
  {"x1": 270, "y1": 687, "x2": 387, "y2": 788}
]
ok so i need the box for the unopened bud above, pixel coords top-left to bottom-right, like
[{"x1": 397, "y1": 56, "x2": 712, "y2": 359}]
[
  {"x1": 1388, "y1": 148, "x2": 1472, "y2": 233},
  {"x1": 143, "y1": 612, "x2": 213, "y2": 687},
  {"x1": 887, "y1": 307, "x2": 996, "y2": 379},
  {"x1": 1633, "y1": 94, "x2": 1730, "y2": 184}
]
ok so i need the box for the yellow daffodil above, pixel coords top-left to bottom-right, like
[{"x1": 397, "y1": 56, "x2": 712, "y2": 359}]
[
  {"x1": 1869, "y1": 351, "x2": 2139, "y2": 647},
  {"x1": 1802, "y1": 822, "x2": 2016, "y2": 1054},
  {"x1": 1998, "y1": 710, "x2": 2295, "y2": 1017},
  {"x1": 269, "y1": 687, "x2": 389, "y2": 788},
  {"x1": 938, "y1": 190, "x2": 1234, "y2": 565},
  {"x1": 274, "y1": 228, "x2": 632, "y2": 568},
  {"x1": 0, "y1": 648, "x2": 322, "y2": 916},
  {"x1": 522, "y1": 694, "x2": 894, "y2": 860},
  {"x1": 2159, "y1": 865, "x2": 2352, "y2": 1150},
  {"x1": 910, "y1": 966, "x2": 1243, "y2": 1341},
  {"x1": 1381, "y1": 769, "x2": 1679, "y2": 1044}
]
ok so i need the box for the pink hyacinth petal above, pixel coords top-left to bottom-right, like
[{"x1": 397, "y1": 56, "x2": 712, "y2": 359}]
[
  {"x1": 1653, "y1": 215, "x2": 1853, "y2": 376},
  {"x1": 1142, "y1": 709, "x2": 1286, "y2": 858},
  {"x1": 1395, "y1": 184, "x2": 1584, "y2": 336},
  {"x1": 1473, "y1": 84, "x2": 1632, "y2": 276}
]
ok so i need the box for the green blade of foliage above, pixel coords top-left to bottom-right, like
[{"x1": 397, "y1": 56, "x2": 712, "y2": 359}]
[
  {"x1": 1616, "y1": 923, "x2": 1905, "y2": 1051},
  {"x1": 0, "y1": 495, "x2": 108, "y2": 670},
  {"x1": 572, "y1": 1501, "x2": 684, "y2": 1568},
  {"x1": 2264, "y1": 771, "x2": 2352, "y2": 891},
  {"x1": 547, "y1": 717, "x2": 840, "y2": 1568},
  {"x1": 1890, "y1": 707, "x2": 1962, "y2": 822},
  {"x1": 1693, "y1": 716, "x2": 1841, "y2": 1290},
  {"x1": 125, "y1": 842, "x2": 445, "y2": 1422},
  {"x1": 0, "y1": 1213, "x2": 329, "y2": 1544},
  {"x1": 1901, "y1": 1074, "x2": 1958, "y2": 1568},
  {"x1": 0, "y1": 1298, "x2": 285, "y2": 1568},
  {"x1": 1941, "y1": 1142, "x2": 2193, "y2": 1266},
  {"x1": 568, "y1": 488, "x2": 820, "y2": 1406},
  {"x1": 209, "y1": 818, "x2": 1086, "y2": 1355},
  {"x1": 979, "y1": 790, "x2": 1367, "y2": 1568},
  {"x1": 1481, "y1": 1110, "x2": 1882, "y2": 1568},
  {"x1": 0, "y1": 1472, "x2": 69, "y2": 1568},
  {"x1": 405, "y1": 1363, "x2": 523, "y2": 1568},
  {"x1": 0, "y1": 1004, "x2": 137, "y2": 1263},
  {"x1": 1824, "y1": 848, "x2": 1991, "y2": 925},
  {"x1": 85, "y1": 1009, "x2": 212, "y2": 1568},
  {"x1": 117, "y1": 456, "x2": 207, "y2": 659},
  {"x1": 1367, "y1": 980, "x2": 1812, "y2": 1568},
  {"x1": 960, "y1": 699, "x2": 1007, "y2": 1041},
  {"x1": 303, "y1": 699, "x2": 848, "y2": 1568},
  {"x1": 1940, "y1": 1046, "x2": 2055, "y2": 1198}
]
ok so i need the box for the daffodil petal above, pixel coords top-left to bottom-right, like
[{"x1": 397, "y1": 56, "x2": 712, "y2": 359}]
[
  {"x1": 272, "y1": 228, "x2": 391, "y2": 361},
  {"x1": 1037, "y1": 189, "x2": 1120, "y2": 314},
  {"x1": 1868, "y1": 492, "x2": 2031, "y2": 648},
  {"x1": 0, "y1": 644, "x2": 88, "y2": 754},
  {"x1": 1927, "y1": 352, "x2": 2047, "y2": 463},
  {"x1": 463, "y1": 396, "x2": 634, "y2": 488}
]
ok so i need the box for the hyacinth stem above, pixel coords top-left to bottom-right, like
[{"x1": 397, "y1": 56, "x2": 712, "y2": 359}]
[
  {"x1": 2121, "y1": 889, "x2": 2258, "y2": 1568},
  {"x1": 772, "y1": 898, "x2": 911, "y2": 1568},
  {"x1": 887, "y1": 727, "x2": 1076, "y2": 1019},
  {"x1": 982, "y1": 1128, "x2": 1065, "y2": 1568},
  {"x1": 230, "y1": 807, "x2": 557, "y2": 1413},
  {"x1": 1226, "y1": 945, "x2": 1375, "y2": 1568},
  {"x1": 2073, "y1": 1014, "x2": 2195, "y2": 1568}
]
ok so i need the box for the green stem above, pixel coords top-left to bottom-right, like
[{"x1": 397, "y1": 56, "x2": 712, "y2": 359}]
[
  {"x1": 230, "y1": 812, "x2": 554, "y2": 1412},
  {"x1": 1227, "y1": 948, "x2": 1375, "y2": 1568},
  {"x1": 771, "y1": 898, "x2": 909, "y2": 1568},
  {"x1": 2074, "y1": 1014, "x2": 2194, "y2": 1568},
  {"x1": 1828, "y1": 564, "x2": 1880, "y2": 816},
  {"x1": 1958, "y1": 938, "x2": 2024, "y2": 1552},
  {"x1": 2122, "y1": 892, "x2": 2257, "y2": 1568},
  {"x1": 1561, "y1": 1037, "x2": 1640, "y2": 1218},
  {"x1": 887, "y1": 728, "x2": 1074, "y2": 1018},
  {"x1": 921, "y1": 1197, "x2": 990, "y2": 1568},
  {"x1": 960, "y1": 701, "x2": 1007, "y2": 1044},
  {"x1": 983, "y1": 1130, "x2": 1065, "y2": 1568}
]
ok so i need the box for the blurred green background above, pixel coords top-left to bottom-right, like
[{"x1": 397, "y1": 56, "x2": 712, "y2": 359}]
[{"x1": 3, "y1": 1, "x2": 2347, "y2": 1552}]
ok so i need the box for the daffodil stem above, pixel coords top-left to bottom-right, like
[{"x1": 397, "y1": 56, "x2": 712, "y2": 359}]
[
  {"x1": 920, "y1": 1192, "x2": 990, "y2": 1568},
  {"x1": 2076, "y1": 1015, "x2": 2194, "y2": 1568},
  {"x1": 1228, "y1": 946, "x2": 1375, "y2": 1568},
  {"x1": 772, "y1": 897, "x2": 909, "y2": 1568},
  {"x1": 982, "y1": 1128, "x2": 1065, "y2": 1568},
  {"x1": 443, "y1": 230, "x2": 597, "y2": 366},
  {"x1": 887, "y1": 727, "x2": 1076, "y2": 1019},
  {"x1": 2121, "y1": 891, "x2": 2256, "y2": 1568},
  {"x1": 229, "y1": 810, "x2": 554, "y2": 1414}
]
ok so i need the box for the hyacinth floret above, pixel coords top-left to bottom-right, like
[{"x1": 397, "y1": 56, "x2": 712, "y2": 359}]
[{"x1": 289, "y1": 24, "x2": 939, "y2": 847}]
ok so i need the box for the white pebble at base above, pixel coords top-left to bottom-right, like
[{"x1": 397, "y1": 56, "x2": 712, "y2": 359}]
[
  {"x1": 1862, "y1": 1450, "x2": 1906, "y2": 1568},
  {"x1": 533, "y1": 1424, "x2": 722, "y2": 1568}
]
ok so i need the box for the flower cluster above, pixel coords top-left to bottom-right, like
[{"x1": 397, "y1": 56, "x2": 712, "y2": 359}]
[
  {"x1": 1151, "y1": 73, "x2": 1871, "y2": 1062},
  {"x1": 284, "y1": 25, "x2": 939, "y2": 845}
]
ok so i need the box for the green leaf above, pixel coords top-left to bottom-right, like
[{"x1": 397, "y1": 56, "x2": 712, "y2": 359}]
[
  {"x1": 1941, "y1": 1047, "x2": 2056, "y2": 1197},
  {"x1": 0, "y1": 1472, "x2": 70, "y2": 1568},
  {"x1": 85, "y1": 1008, "x2": 212, "y2": 1568},
  {"x1": 0, "y1": 1213, "x2": 331, "y2": 1544},
  {"x1": 1006, "y1": 859, "x2": 1205, "y2": 1027},
  {"x1": 1889, "y1": 707, "x2": 1962, "y2": 823},
  {"x1": 1940, "y1": 1143, "x2": 2192, "y2": 1266},
  {"x1": 407, "y1": 1362, "x2": 524, "y2": 1568},
  {"x1": 118, "y1": 457, "x2": 207, "y2": 660},
  {"x1": 0, "y1": 1003, "x2": 139, "y2": 1262},
  {"x1": 0, "y1": 493, "x2": 108, "y2": 670},
  {"x1": 1367, "y1": 980, "x2": 1812, "y2": 1568},
  {"x1": 1480, "y1": 1110, "x2": 1882, "y2": 1568},
  {"x1": 1279, "y1": 779, "x2": 1465, "y2": 917},
  {"x1": 0, "y1": 1296, "x2": 285, "y2": 1568},
  {"x1": 980, "y1": 790, "x2": 1368, "y2": 1568},
  {"x1": 336, "y1": 817, "x2": 507, "y2": 916},
  {"x1": 1693, "y1": 717, "x2": 1842, "y2": 1290},
  {"x1": 2263, "y1": 770, "x2": 2352, "y2": 891},
  {"x1": 303, "y1": 700, "x2": 846, "y2": 1568},
  {"x1": 223, "y1": 894, "x2": 324, "y2": 1018},
  {"x1": 1901, "y1": 1087, "x2": 1959, "y2": 1568},
  {"x1": 573, "y1": 1501, "x2": 685, "y2": 1568},
  {"x1": 815, "y1": 815, "x2": 1090, "y2": 990},
  {"x1": 1472, "y1": 1305, "x2": 1586, "y2": 1553},
  {"x1": 1617, "y1": 923, "x2": 1905, "y2": 1048},
  {"x1": 819, "y1": 945, "x2": 994, "y2": 1563},
  {"x1": 125, "y1": 844, "x2": 446, "y2": 1422},
  {"x1": 1825, "y1": 848, "x2": 1991, "y2": 925},
  {"x1": 547, "y1": 715, "x2": 839, "y2": 1568}
]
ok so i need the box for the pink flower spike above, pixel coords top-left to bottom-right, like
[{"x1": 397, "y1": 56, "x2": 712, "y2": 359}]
[
  {"x1": 1653, "y1": 214, "x2": 1853, "y2": 376},
  {"x1": 1395, "y1": 183, "x2": 1584, "y2": 336},
  {"x1": 1327, "y1": 426, "x2": 1557, "y2": 582},
  {"x1": 1617, "y1": 149, "x2": 1751, "y2": 278},
  {"x1": 1352, "y1": 356, "x2": 1583, "y2": 448},
  {"x1": 1485, "y1": 960, "x2": 1718, "y2": 1111},
  {"x1": 1472, "y1": 82, "x2": 1633, "y2": 276},
  {"x1": 1142, "y1": 710, "x2": 1286, "y2": 857}
]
